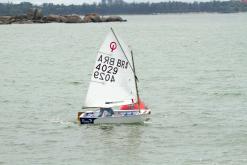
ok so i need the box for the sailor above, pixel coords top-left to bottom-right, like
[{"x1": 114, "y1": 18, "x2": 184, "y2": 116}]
[
  {"x1": 98, "y1": 107, "x2": 114, "y2": 117},
  {"x1": 120, "y1": 99, "x2": 146, "y2": 110}
]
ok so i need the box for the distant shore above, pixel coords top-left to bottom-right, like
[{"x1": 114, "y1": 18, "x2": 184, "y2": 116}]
[{"x1": 0, "y1": 1, "x2": 247, "y2": 17}]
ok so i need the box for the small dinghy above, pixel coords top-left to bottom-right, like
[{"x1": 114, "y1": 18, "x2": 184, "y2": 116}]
[{"x1": 79, "y1": 28, "x2": 151, "y2": 124}]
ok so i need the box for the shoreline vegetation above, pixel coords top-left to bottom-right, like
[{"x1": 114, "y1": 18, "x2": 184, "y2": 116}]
[
  {"x1": 0, "y1": 1, "x2": 247, "y2": 16},
  {"x1": 0, "y1": 0, "x2": 247, "y2": 24}
]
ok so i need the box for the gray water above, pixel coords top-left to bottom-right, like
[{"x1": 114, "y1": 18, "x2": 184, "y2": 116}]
[{"x1": 0, "y1": 13, "x2": 247, "y2": 165}]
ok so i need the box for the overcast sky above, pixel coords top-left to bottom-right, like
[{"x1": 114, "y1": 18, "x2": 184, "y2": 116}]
[{"x1": 0, "y1": 0, "x2": 223, "y2": 5}]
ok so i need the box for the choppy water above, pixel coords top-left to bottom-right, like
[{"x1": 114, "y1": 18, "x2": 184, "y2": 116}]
[{"x1": 1, "y1": 13, "x2": 247, "y2": 165}]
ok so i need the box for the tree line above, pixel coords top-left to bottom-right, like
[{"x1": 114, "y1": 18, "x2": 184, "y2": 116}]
[{"x1": 0, "y1": 1, "x2": 247, "y2": 16}]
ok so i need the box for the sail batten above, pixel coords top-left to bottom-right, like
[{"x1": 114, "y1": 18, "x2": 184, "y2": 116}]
[{"x1": 84, "y1": 30, "x2": 137, "y2": 108}]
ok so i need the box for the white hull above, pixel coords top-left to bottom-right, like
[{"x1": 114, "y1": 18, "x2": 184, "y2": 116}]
[
  {"x1": 79, "y1": 109, "x2": 151, "y2": 124},
  {"x1": 94, "y1": 113, "x2": 150, "y2": 124}
]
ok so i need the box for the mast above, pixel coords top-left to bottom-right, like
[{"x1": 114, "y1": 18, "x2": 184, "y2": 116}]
[
  {"x1": 131, "y1": 50, "x2": 140, "y2": 112},
  {"x1": 110, "y1": 28, "x2": 140, "y2": 110},
  {"x1": 110, "y1": 27, "x2": 135, "y2": 74}
]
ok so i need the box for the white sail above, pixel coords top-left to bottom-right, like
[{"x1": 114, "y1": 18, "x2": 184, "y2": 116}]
[{"x1": 84, "y1": 29, "x2": 137, "y2": 108}]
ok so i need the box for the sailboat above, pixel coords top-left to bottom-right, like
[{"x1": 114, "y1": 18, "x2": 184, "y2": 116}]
[{"x1": 78, "y1": 28, "x2": 151, "y2": 124}]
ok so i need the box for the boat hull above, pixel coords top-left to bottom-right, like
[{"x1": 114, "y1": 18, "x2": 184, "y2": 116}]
[{"x1": 79, "y1": 109, "x2": 151, "y2": 124}]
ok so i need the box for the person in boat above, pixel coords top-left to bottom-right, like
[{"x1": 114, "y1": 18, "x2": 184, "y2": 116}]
[
  {"x1": 119, "y1": 99, "x2": 147, "y2": 110},
  {"x1": 98, "y1": 107, "x2": 114, "y2": 117}
]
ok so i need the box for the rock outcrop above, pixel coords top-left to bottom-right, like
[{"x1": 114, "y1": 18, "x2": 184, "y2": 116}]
[
  {"x1": 43, "y1": 14, "x2": 83, "y2": 23},
  {"x1": 103, "y1": 16, "x2": 126, "y2": 22},
  {"x1": 0, "y1": 16, "x2": 13, "y2": 24},
  {"x1": 83, "y1": 13, "x2": 127, "y2": 23},
  {"x1": 0, "y1": 9, "x2": 126, "y2": 25},
  {"x1": 45, "y1": 15, "x2": 66, "y2": 22},
  {"x1": 64, "y1": 15, "x2": 83, "y2": 23},
  {"x1": 83, "y1": 13, "x2": 101, "y2": 23}
]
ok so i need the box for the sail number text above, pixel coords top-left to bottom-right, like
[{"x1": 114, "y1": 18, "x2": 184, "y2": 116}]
[
  {"x1": 93, "y1": 54, "x2": 129, "y2": 83},
  {"x1": 94, "y1": 64, "x2": 118, "y2": 82}
]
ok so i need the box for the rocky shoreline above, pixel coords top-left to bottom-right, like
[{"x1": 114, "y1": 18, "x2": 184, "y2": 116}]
[{"x1": 0, "y1": 9, "x2": 126, "y2": 25}]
